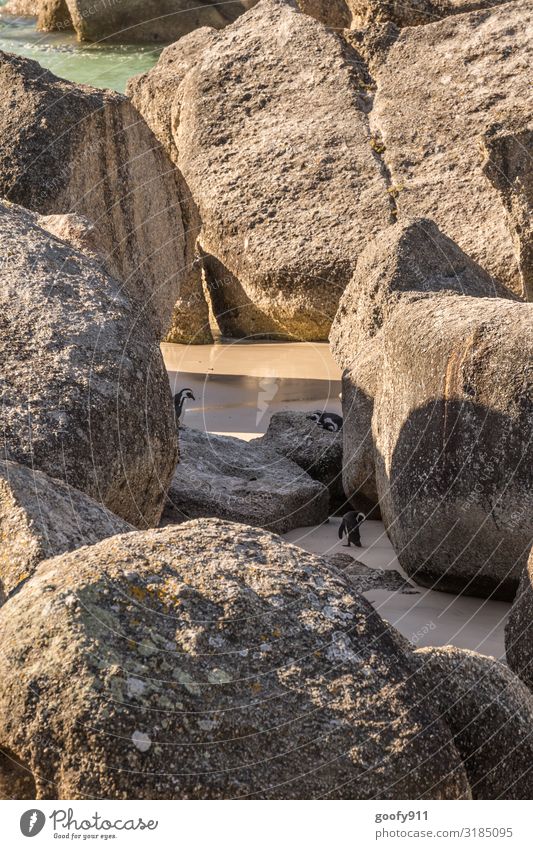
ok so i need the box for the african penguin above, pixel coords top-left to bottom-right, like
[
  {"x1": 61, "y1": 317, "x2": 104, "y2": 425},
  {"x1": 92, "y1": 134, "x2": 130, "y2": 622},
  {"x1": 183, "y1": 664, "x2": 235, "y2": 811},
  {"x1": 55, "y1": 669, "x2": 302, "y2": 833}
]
[
  {"x1": 338, "y1": 511, "x2": 366, "y2": 548},
  {"x1": 307, "y1": 411, "x2": 343, "y2": 432},
  {"x1": 174, "y1": 388, "x2": 195, "y2": 424}
]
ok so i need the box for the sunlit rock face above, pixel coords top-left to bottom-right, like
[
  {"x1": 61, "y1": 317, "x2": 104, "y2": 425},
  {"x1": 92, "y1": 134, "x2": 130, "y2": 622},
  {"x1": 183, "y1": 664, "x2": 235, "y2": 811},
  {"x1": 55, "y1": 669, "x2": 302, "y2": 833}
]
[
  {"x1": 0, "y1": 50, "x2": 195, "y2": 339},
  {"x1": 331, "y1": 218, "x2": 533, "y2": 600},
  {"x1": 0, "y1": 200, "x2": 178, "y2": 528},
  {"x1": 369, "y1": 0, "x2": 533, "y2": 300},
  {"x1": 27, "y1": 0, "x2": 259, "y2": 43},
  {"x1": 0, "y1": 459, "x2": 133, "y2": 601},
  {"x1": 130, "y1": 0, "x2": 391, "y2": 341}
]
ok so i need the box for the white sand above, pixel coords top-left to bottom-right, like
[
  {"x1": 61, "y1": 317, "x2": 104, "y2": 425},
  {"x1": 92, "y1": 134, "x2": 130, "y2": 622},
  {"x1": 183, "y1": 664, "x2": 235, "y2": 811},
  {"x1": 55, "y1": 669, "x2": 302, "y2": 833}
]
[
  {"x1": 284, "y1": 519, "x2": 509, "y2": 660},
  {"x1": 163, "y1": 340, "x2": 510, "y2": 660}
]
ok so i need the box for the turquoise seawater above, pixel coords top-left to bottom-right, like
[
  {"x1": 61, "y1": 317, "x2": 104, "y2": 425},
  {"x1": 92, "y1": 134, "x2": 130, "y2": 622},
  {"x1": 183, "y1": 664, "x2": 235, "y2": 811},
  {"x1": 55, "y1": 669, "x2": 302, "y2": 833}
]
[{"x1": 0, "y1": 7, "x2": 161, "y2": 91}]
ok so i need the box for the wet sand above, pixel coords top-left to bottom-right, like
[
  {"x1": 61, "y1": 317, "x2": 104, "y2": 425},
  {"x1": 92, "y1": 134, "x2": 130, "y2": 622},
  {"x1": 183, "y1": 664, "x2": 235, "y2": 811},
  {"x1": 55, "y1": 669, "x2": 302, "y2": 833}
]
[{"x1": 163, "y1": 340, "x2": 510, "y2": 660}]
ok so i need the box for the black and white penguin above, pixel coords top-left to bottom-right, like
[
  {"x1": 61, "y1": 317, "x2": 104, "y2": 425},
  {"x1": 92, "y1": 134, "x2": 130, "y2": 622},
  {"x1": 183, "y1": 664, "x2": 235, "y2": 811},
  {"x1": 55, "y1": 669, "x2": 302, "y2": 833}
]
[
  {"x1": 174, "y1": 388, "x2": 195, "y2": 424},
  {"x1": 338, "y1": 511, "x2": 366, "y2": 547},
  {"x1": 307, "y1": 411, "x2": 343, "y2": 432}
]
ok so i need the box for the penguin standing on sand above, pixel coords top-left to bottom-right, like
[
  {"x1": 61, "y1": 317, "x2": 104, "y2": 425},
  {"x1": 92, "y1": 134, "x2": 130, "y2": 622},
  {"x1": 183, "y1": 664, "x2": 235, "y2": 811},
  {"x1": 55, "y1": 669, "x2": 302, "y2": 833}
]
[
  {"x1": 174, "y1": 388, "x2": 195, "y2": 425},
  {"x1": 307, "y1": 411, "x2": 343, "y2": 432},
  {"x1": 338, "y1": 511, "x2": 366, "y2": 548}
]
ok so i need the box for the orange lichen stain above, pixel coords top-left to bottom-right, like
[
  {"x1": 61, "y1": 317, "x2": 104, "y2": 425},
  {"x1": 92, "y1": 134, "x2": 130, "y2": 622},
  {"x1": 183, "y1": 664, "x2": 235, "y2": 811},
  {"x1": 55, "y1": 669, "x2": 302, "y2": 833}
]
[
  {"x1": 151, "y1": 581, "x2": 181, "y2": 604},
  {"x1": 251, "y1": 682, "x2": 262, "y2": 693}
]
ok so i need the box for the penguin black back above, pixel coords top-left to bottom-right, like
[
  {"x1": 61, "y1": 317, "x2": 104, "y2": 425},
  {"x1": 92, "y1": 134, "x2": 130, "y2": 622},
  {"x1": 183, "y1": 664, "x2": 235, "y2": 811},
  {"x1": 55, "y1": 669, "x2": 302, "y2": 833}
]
[
  {"x1": 174, "y1": 388, "x2": 195, "y2": 423},
  {"x1": 307, "y1": 411, "x2": 343, "y2": 432},
  {"x1": 338, "y1": 511, "x2": 366, "y2": 547}
]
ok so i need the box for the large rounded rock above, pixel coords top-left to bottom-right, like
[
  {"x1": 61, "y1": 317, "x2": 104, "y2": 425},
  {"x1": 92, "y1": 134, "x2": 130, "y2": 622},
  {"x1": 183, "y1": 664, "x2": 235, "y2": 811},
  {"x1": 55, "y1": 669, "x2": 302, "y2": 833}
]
[
  {"x1": 132, "y1": 0, "x2": 390, "y2": 341},
  {"x1": 0, "y1": 51, "x2": 194, "y2": 338},
  {"x1": 0, "y1": 459, "x2": 132, "y2": 602},
  {"x1": 0, "y1": 200, "x2": 178, "y2": 527},
  {"x1": 348, "y1": 0, "x2": 511, "y2": 28},
  {"x1": 414, "y1": 646, "x2": 533, "y2": 799},
  {"x1": 0, "y1": 520, "x2": 470, "y2": 799},
  {"x1": 331, "y1": 216, "x2": 510, "y2": 370},
  {"x1": 254, "y1": 411, "x2": 345, "y2": 510},
  {"x1": 333, "y1": 216, "x2": 507, "y2": 515},
  {"x1": 331, "y1": 219, "x2": 533, "y2": 599},
  {"x1": 164, "y1": 426, "x2": 329, "y2": 532},
  {"x1": 127, "y1": 29, "x2": 219, "y2": 345},
  {"x1": 370, "y1": 0, "x2": 533, "y2": 299},
  {"x1": 506, "y1": 549, "x2": 533, "y2": 692},
  {"x1": 296, "y1": 0, "x2": 353, "y2": 26},
  {"x1": 35, "y1": 0, "x2": 258, "y2": 43},
  {"x1": 373, "y1": 295, "x2": 532, "y2": 599}
]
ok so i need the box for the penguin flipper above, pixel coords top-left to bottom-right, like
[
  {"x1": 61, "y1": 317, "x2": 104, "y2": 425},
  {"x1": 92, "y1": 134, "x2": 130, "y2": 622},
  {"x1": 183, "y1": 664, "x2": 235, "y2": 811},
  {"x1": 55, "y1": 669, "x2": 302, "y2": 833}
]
[{"x1": 338, "y1": 521, "x2": 345, "y2": 540}]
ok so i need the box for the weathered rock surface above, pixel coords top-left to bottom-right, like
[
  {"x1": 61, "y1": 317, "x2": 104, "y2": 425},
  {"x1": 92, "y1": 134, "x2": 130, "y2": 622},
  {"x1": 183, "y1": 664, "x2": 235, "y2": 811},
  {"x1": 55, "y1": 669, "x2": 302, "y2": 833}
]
[
  {"x1": 37, "y1": 212, "x2": 115, "y2": 275},
  {"x1": 372, "y1": 296, "x2": 533, "y2": 599},
  {"x1": 370, "y1": 1, "x2": 533, "y2": 299},
  {"x1": 40, "y1": 211, "x2": 193, "y2": 337},
  {"x1": 483, "y1": 120, "x2": 533, "y2": 303},
  {"x1": 127, "y1": 28, "x2": 218, "y2": 344},
  {"x1": 39, "y1": 212, "x2": 200, "y2": 341},
  {"x1": 0, "y1": 200, "x2": 178, "y2": 527},
  {"x1": 328, "y1": 554, "x2": 418, "y2": 594},
  {"x1": 133, "y1": 0, "x2": 390, "y2": 340},
  {"x1": 0, "y1": 459, "x2": 132, "y2": 601},
  {"x1": 296, "y1": 0, "x2": 353, "y2": 26},
  {"x1": 331, "y1": 219, "x2": 533, "y2": 599},
  {"x1": 331, "y1": 216, "x2": 510, "y2": 369},
  {"x1": 33, "y1": 0, "x2": 258, "y2": 43},
  {"x1": 414, "y1": 646, "x2": 533, "y2": 799},
  {"x1": 0, "y1": 51, "x2": 194, "y2": 338},
  {"x1": 1, "y1": 0, "x2": 507, "y2": 27},
  {"x1": 254, "y1": 411, "x2": 344, "y2": 509},
  {"x1": 127, "y1": 27, "x2": 218, "y2": 163},
  {"x1": 1, "y1": 0, "x2": 40, "y2": 15},
  {"x1": 348, "y1": 0, "x2": 512, "y2": 28},
  {"x1": 0, "y1": 520, "x2": 470, "y2": 799},
  {"x1": 506, "y1": 548, "x2": 533, "y2": 692},
  {"x1": 164, "y1": 426, "x2": 329, "y2": 532},
  {"x1": 36, "y1": 0, "x2": 71, "y2": 32},
  {"x1": 334, "y1": 215, "x2": 506, "y2": 514}
]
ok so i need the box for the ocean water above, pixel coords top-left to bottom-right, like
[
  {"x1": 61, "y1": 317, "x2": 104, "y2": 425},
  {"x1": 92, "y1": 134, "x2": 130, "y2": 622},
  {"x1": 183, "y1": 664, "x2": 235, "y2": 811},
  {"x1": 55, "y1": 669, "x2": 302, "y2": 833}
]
[{"x1": 0, "y1": 7, "x2": 160, "y2": 91}]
